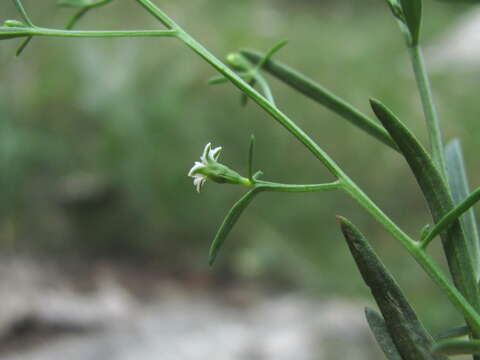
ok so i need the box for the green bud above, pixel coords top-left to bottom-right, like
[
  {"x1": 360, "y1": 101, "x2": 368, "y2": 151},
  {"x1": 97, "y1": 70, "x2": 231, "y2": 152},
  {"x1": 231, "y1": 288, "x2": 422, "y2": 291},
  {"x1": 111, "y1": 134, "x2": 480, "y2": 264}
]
[
  {"x1": 226, "y1": 53, "x2": 252, "y2": 72},
  {"x1": 3, "y1": 20, "x2": 27, "y2": 28}
]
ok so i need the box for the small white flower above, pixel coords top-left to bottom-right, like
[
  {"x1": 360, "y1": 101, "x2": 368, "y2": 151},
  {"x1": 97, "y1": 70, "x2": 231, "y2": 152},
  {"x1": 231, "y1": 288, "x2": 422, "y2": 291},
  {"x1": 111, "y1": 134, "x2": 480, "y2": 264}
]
[{"x1": 188, "y1": 143, "x2": 222, "y2": 193}]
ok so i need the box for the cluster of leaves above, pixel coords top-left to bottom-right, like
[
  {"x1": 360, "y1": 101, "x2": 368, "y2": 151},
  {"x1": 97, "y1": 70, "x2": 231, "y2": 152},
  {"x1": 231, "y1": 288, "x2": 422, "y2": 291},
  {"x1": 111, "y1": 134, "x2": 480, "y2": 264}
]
[{"x1": 207, "y1": 0, "x2": 480, "y2": 358}]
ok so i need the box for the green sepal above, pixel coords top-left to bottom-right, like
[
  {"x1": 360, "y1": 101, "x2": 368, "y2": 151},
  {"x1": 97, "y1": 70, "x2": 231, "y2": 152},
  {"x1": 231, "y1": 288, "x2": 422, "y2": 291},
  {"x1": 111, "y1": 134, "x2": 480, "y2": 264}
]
[
  {"x1": 209, "y1": 188, "x2": 263, "y2": 265},
  {"x1": 239, "y1": 49, "x2": 398, "y2": 151},
  {"x1": 365, "y1": 308, "x2": 403, "y2": 360},
  {"x1": 370, "y1": 99, "x2": 480, "y2": 321},
  {"x1": 338, "y1": 216, "x2": 446, "y2": 360},
  {"x1": 433, "y1": 339, "x2": 480, "y2": 355},
  {"x1": 445, "y1": 139, "x2": 480, "y2": 282}
]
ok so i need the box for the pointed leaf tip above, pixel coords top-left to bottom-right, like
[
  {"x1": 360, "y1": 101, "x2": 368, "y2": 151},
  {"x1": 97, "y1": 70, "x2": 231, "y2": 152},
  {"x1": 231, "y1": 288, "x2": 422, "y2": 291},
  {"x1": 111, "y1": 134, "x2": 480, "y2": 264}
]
[{"x1": 208, "y1": 188, "x2": 262, "y2": 265}]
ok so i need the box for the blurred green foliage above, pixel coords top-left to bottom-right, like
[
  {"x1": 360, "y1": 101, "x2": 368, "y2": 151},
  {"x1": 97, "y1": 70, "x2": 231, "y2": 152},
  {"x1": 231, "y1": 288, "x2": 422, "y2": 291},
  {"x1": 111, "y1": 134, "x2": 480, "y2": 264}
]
[{"x1": 1, "y1": 0, "x2": 479, "y2": 330}]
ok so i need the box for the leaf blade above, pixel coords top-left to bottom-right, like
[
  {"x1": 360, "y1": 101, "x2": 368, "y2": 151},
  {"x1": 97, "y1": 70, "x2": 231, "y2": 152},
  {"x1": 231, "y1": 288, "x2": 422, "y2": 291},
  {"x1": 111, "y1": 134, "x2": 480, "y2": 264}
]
[
  {"x1": 338, "y1": 216, "x2": 446, "y2": 360},
  {"x1": 433, "y1": 339, "x2": 480, "y2": 356},
  {"x1": 370, "y1": 99, "x2": 480, "y2": 322},
  {"x1": 445, "y1": 139, "x2": 480, "y2": 282},
  {"x1": 208, "y1": 188, "x2": 263, "y2": 265},
  {"x1": 239, "y1": 49, "x2": 398, "y2": 151},
  {"x1": 365, "y1": 307, "x2": 403, "y2": 360}
]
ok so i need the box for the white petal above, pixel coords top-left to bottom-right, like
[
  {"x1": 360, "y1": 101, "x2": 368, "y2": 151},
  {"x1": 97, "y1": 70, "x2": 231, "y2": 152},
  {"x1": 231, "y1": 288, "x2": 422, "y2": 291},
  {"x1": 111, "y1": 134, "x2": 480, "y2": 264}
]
[
  {"x1": 188, "y1": 162, "x2": 206, "y2": 176},
  {"x1": 200, "y1": 143, "x2": 212, "y2": 163},
  {"x1": 193, "y1": 176, "x2": 206, "y2": 192},
  {"x1": 208, "y1": 146, "x2": 222, "y2": 162}
]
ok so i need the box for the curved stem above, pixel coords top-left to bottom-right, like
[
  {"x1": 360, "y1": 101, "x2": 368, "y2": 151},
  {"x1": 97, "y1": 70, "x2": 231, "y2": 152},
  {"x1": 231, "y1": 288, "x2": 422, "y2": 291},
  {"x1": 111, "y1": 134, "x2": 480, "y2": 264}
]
[{"x1": 135, "y1": 0, "x2": 480, "y2": 330}]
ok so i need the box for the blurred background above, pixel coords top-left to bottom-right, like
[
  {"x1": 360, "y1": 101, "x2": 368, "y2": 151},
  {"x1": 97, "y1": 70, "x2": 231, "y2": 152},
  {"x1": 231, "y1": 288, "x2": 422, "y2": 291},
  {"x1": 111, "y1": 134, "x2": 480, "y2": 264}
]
[{"x1": 0, "y1": 0, "x2": 479, "y2": 359}]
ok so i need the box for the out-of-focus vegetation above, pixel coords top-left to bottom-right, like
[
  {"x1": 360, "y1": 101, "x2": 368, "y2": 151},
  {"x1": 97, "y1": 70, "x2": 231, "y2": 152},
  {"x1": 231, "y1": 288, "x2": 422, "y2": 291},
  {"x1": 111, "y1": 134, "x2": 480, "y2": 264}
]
[{"x1": 0, "y1": 0, "x2": 479, "y2": 331}]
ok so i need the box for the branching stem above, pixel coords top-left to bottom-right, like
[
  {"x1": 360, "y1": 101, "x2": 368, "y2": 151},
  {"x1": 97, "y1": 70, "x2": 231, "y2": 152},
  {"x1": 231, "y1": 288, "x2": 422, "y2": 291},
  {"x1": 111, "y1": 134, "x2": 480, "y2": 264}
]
[
  {"x1": 3, "y1": 26, "x2": 177, "y2": 38},
  {"x1": 132, "y1": 0, "x2": 480, "y2": 331}
]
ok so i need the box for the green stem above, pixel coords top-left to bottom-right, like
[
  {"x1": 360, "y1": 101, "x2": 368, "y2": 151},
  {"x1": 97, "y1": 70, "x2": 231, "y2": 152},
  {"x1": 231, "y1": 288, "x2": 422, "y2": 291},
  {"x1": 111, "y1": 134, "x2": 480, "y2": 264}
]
[
  {"x1": 255, "y1": 180, "x2": 341, "y2": 192},
  {"x1": 409, "y1": 45, "x2": 447, "y2": 176},
  {"x1": 135, "y1": 0, "x2": 480, "y2": 331},
  {"x1": 6, "y1": 26, "x2": 178, "y2": 38},
  {"x1": 422, "y1": 187, "x2": 480, "y2": 249},
  {"x1": 343, "y1": 179, "x2": 480, "y2": 334}
]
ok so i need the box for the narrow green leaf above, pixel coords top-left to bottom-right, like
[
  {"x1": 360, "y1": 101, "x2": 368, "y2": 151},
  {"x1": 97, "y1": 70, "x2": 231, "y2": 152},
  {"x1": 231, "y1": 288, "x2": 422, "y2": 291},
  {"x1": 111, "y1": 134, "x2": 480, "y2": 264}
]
[
  {"x1": 423, "y1": 187, "x2": 480, "y2": 249},
  {"x1": 400, "y1": 0, "x2": 422, "y2": 46},
  {"x1": 445, "y1": 139, "x2": 480, "y2": 282},
  {"x1": 65, "y1": 7, "x2": 90, "y2": 30},
  {"x1": 255, "y1": 39, "x2": 288, "y2": 71},
  {"x1": 365, "y1": 308, "x2": 403, "y2": 360},
  {"x1": 15, "y1": 35, "x2": 31, "y2": 56},
  {"x1": 248, "y1": 135, "x2": 255, "y2": 181},
  {"x1": 370, "y1": 99, "x2": 480, "y2": 321},
  {"x1": 209, "y1": 188, "x2": 263, "y2": 265},
  {"x1": 436, "y1": 325, "x2": 470, "y2": 341},
  {"x1": 13, "y1": 0, "x2": 34, "y2": 26},
  {"x1": 207, "y1": 72, "x2": 250, "y2": 85},
  {"x1": 57, "y1": 0, "x2": 92, "y2": 7},
  {"x1": 240, "y1": 49, "x2": 398, "y2": 151},
  {"x1": 338, "y1": 216, "x2": 445, "y2": 360},
  {"x1": 433, "y1": 339, "x2": 480, "y2": 355}
]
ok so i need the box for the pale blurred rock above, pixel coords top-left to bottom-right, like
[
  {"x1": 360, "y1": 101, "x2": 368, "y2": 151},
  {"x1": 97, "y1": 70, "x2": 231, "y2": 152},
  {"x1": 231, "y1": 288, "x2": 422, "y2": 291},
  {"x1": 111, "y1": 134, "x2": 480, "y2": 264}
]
[
  {"x1": 0, "y1": 258, "x2": 382, "y2": 360},
  {"x1": 428, "y1": 6, "x2": 480, "y2": 70}
]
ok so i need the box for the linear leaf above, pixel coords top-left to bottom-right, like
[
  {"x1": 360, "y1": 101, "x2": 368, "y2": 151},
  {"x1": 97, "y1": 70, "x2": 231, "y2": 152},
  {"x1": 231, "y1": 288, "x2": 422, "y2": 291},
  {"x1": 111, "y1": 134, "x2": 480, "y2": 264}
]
[
  {"x1": 208, "y1": 188, "x2": 263, "y2": 266},
  {"x1": 445, "y1": 139, "x2": 480, "y2": 282},
  {"x1": 239, "y1": 49, "x2": 398, "y2": 151},
  {"x1": 365, "y1": 308, "x2": 403, "y2": 360},
  {"x1": 423, "y1": 187, "x2": 480, "y2": 248},
  {"x1": 433, "y1": 339, "x2": 480, "y2": 355},
  {"x1": 400, "y1": 0, "x2": 422, "y2": 46},
  {"x1": 370, "y1": 99, "x2": 480, "y2": 320},
  {"x1": 338, "y1": 216, "x2": 445, "y2": 360},
  {"x1": 436, "y1": 325, "x2": 470, "y2": 341}
]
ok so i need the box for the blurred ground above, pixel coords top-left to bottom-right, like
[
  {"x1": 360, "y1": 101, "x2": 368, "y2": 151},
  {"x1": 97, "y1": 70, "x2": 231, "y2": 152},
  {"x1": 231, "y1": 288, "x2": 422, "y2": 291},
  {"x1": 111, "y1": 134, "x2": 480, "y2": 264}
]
[{"x1": 0, "y1": 257, "x2": 381, "y2": 360}]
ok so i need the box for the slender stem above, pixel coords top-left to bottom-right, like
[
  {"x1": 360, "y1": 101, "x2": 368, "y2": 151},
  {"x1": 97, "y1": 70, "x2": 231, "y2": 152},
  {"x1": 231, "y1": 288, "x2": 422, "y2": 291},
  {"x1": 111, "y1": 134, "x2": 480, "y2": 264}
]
[
  {"x1": 65, "y1": 7, "x2": 89, "y2": 30},
  {"x1": 409, "y1": 45, "x2": 447, "y2": 177},
  {"x1": 135, "y1": 0, "x2": 480, "y2": 330},
  {"x1": 13, "y1": 0, "x2": 34, "y2": 26},
  {"x1": 27, "y1": 27, "x2": 178, "y2": 38},
  {"x1": 255, "y1": 180, "x2": 341, "y2": 192},
  {"x1": 134, "y1": 0, "x2": 177, "y2": 29}
]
